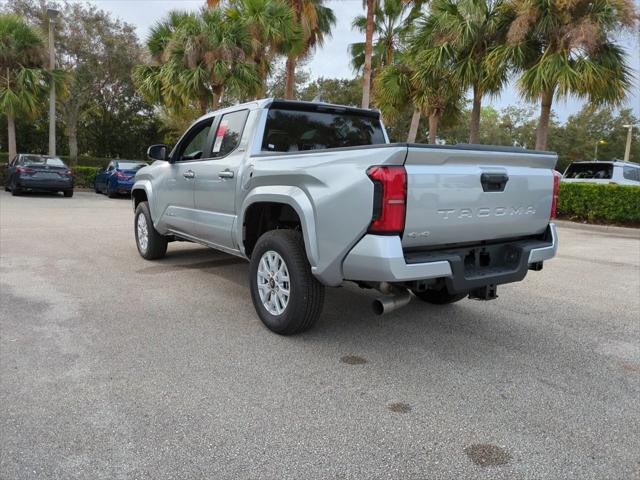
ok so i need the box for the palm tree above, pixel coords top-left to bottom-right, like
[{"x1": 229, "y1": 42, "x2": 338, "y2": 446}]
[
  {"x1": 410, "y1": 0, "x2": 509, "y2": 144},
  {"x1": 134, "y1": 8, "x2": 259, "y2": 115},
  {"x1": 0, "y1": 14, "x2": 49, "y2": 160},
  {"x1": 361, "y1": 0, "x2": 376, "y2": 108},
  {"x1": 494, "y1": 0, "x2": 636, "y2": 150},
  {"x1": 350, "y1": 0, "x2": 410, "y2": 75},
  {"x1": 226, "y1": 0, "x2": 301, "y2": 98},
  {"x1": 283, "y1": 0, "x2": 336, "y2": 99},
  {"x1": 375, "y1": 51, "x2": 463, "y2": 143}
]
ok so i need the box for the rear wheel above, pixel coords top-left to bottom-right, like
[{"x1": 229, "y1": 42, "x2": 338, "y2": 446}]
[
  {"x1": 10, "y1": 177, "x2": 21, "y2": 196},
  {"x1": 63, "y1": 190, "x2": 73, "y2": 198},
  {"x1": 134, "y1": 201, "x2": 167, "y2": 260},
  {"x1": 107, "y1": 182, "x2": 117, "y2": 198},
  {"x1": 94, "y1": 181, "x2": 101, "y2": 194},
  {"x1": 249, "y1": 230, "x2": 324, "y2": 335},
  {"x1": 412, "y1": 288, "x2": 467, "y2": 305}
]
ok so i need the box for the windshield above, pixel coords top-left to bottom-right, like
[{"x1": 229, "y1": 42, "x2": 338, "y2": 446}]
[
  {"x1": 261, "y1": 108, "x2": 386, "y2": 152},
  {"x1": 118, "y1": 162, "x2": 146, "y2": 171},
  {"x1": 22, "y1": 156, "x2": 66, "y2": 167},
  {"x1": 564, "y1": 163, "x2": 613, "y2": 179}
]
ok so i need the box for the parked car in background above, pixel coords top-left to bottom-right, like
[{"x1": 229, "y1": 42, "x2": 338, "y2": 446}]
[
  {"x1": 95, "y1": 160, "x2": 148, "y2": 197},
  {"x1": 4, "y1": 154, "x2": 74, "y2": 197},
  {"x1": 562, "y1": 161, "x2": 640, "y2": 186}
]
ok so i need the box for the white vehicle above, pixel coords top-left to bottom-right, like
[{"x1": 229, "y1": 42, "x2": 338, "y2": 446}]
[{"x1": 562, "y1": 161, "x2": 640, "y2": 186}]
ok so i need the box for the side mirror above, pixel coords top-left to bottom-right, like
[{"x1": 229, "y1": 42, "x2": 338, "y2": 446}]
[{"x1": 147, "y1": 144, "x2": 168, "y2": 162}]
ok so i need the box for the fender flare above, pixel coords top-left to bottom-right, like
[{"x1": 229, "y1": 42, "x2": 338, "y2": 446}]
[
  {"x1": 131, "y1": 180, "x2": 155, "y2": 220},
  {"x1": 238, "y1": 186, "x2": 319, "y2": 267}
]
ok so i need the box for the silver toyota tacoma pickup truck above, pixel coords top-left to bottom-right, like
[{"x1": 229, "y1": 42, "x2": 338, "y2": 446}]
[{"x1": 132, "y1": 99, "x2": 559, "y2": 335}]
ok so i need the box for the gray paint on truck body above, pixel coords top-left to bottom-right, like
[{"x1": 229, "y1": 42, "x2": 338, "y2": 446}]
[{"x1": 133, "y1": 98, "x2": 558, "y2": 288}]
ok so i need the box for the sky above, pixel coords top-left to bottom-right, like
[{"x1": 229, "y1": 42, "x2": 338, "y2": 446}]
[{"x1": 51, "y1": 0, "x2": 640, "y2": 122}]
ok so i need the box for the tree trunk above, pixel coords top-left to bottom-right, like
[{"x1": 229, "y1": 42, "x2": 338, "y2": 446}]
[
  {"x1": 361, "y1": 0, "x2": 375, "y2": 109},
  {"x1": 198, "y1": 94, "x2": 209, "y2": 115},
  {"x1": 535, "y1": 88, "x2": 554, "y2": 150},
  {"x1": 428, "y1": 114, "x2": 439, "y2": 144},
  {"x1": 469, "y1": 86, "x2": 482, "y2": 144},
  {"x1": 407, "y1": 108, "x2": 421, "y2": 143},
  {"x1": 7, "y1": 113, "x2": 16, "y2": 161},
  {"x1": 284, "y1": 55, "x2": 296, "y2": 99},
  {"x1": 68, "y1": 122, "x2": 78, "y2": 166}
]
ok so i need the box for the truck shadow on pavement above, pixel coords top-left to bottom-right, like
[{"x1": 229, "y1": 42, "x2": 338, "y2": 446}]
[{"x1": 136, "y1": 245, "x2": 540, "y2": 359}]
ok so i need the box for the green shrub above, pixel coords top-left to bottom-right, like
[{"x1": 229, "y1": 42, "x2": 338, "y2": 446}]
[
  {"x1": 557, "y1": 182, "x2": 640, "y2": 225},
  {"x1": 73, "y1": 166, "x2": 100, "y2": 189}
]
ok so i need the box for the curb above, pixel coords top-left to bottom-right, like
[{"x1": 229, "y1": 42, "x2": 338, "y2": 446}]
[{"x1": 554, "y1": 219, "x2": 640, "y2": 238}]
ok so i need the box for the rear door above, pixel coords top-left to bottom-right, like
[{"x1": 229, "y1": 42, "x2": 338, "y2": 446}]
[
  {"x1": 192, "y1": 109, "x2": 250, "y2": 250},
  {"x1": 402, "y1": 145, "x2": 557, "y2": 248}
]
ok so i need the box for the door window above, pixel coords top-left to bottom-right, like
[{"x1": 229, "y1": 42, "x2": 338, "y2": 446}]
[
  {"x1": 211, "y1": 110, "x2": 249, "y2": 157},
  {"x1": 178, "y1": 119, "x2": 214, "y2": 161}
]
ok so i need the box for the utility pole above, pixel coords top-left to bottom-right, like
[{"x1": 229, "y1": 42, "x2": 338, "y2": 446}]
[
  {"x1": 622, "y1": 124, "x2": 633, "y2": 162},
  {"x1": 47, "y1": 8, "x2": 59, "y2": 157}
]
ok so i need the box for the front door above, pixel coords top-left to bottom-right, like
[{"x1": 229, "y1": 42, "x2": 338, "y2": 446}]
[
  {"x1": 192, "y1": 109, "x2": 249, "y2": 250},
  {"x1": 157, "y1": 118, "x2": 214, "y2": 235}
]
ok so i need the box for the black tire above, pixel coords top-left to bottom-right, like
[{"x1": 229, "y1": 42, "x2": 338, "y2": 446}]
[
  {"x1": 4, "y1": 184, "x2": 9, "y2": 192},
  {"x1": 107, "y1": 182, "x2": 117, "y2": 198},
  {"x1": 134, "y1": 201, "x2": 167, "y2": 260},
  {"x1": 249, "y1": 230, "x2": 324, "y2": 335},
  {"x1": 10, "y1": 178, "x2": 21, "y2": 196},
  {"x1": 63, "y1": 190, "x2": 73, "y2": 198},
  {"x1": 95, "y1": 181, "x2": 101, "y2": 194},
  {"x1": 412, "y1": 288, "x2": 467, "y2": 305}
]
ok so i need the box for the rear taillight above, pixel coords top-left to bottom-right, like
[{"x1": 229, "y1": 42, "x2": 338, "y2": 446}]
[
  {"x1": 115, "y1": 171, "x2": 126, "y2": 179},
  {"x1": 16, "y1": 166, "x2": 35, "y2": 174},
  {"x1": 367, "y1": 165, "x2": 407, "y2": 234},
  {"x1": 550, "y1": 170, "x2": 560, "y2": 220},
  {"x1": 65, "y1": 170, "x2": 74, "y2": 176}
]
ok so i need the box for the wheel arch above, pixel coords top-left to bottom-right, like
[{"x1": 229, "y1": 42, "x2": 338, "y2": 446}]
[{"x1": 239, "y1": 186, "x2": 318, "y2": 267}]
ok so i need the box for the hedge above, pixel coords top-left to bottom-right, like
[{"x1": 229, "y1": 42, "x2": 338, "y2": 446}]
[{"x1": 557, "y1": 182, "x2": 640, "y2": 225}]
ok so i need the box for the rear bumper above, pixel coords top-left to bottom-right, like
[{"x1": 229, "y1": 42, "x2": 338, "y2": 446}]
[
  {"x1": 16, "y1": 177, "x2": 74, "y2": 191},
  {"x1": 113, "y1": 181, "x2": 134, "y2": 194},
  {"x1": 342, "y1": 223, "x2": 557, "y2": 288}
]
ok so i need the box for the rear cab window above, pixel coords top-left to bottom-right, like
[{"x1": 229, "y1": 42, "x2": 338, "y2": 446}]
[
  {"x1": 261, "y1": 103, "x2": 386, "y2": 153},
  {"x1": 563, "y1": 163, "x2": 613, "y2": 179}
]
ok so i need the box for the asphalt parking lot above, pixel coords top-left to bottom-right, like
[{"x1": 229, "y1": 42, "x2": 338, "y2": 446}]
[{"x1": 1, "y1": 191, "x2": 639, "y2": 479}]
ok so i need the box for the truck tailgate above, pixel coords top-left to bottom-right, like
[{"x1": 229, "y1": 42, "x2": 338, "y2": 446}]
[{"x1": 402, "y1": 145, "x2": 557, "y2": 249}]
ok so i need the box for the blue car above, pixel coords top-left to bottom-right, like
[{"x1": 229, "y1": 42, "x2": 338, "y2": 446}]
[{"x1": 95, "y1": 160, "x2": 148, "y2": 197}]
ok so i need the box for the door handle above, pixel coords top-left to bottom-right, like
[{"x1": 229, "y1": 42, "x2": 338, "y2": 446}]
[
  {"x1": 183, "y1": 170, "x2": 195, "y2": 179},
  {"x1": 218, "y1": 169, "x2": 234, "y2": 179}
]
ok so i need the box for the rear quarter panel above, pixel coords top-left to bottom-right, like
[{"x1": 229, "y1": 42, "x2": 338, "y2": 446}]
[{"x1": 245, "y1": 145, "x2": 407, "y2": 285}]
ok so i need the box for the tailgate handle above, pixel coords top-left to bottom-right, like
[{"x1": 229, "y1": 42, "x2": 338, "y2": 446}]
[{"x1": 481, "y1": 173, "x2": 509, "y2": 192}]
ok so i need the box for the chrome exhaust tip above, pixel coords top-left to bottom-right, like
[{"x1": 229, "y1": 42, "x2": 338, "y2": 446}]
[{"x1": 372, "y1": 291, "x2": 412, "y2": 316}]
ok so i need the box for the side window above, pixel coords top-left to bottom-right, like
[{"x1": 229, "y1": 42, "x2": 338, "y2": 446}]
[
  {"x1": 211, "y1": 110, "x2": 248, "y2": 158},
  {"x1": 178, "y1": 119, "x2": 214, "y2": 161},
  {"x1": 107, "y1": 162, "x2": 115, "y2": 172},
  {"x1": 623, "y1": 167, "x2": 639, "y2": 182}
]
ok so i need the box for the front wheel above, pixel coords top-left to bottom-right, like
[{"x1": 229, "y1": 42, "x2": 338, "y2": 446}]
[
  {"x1": 249, "y1": 230, "x2": 324, "y2": 335},
  {"x1": 412, "y1": 288, "x2": 467, "y2": 305},
  {"x1": 134, "y1": 201, "x2": 167, "y2": 260}
]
